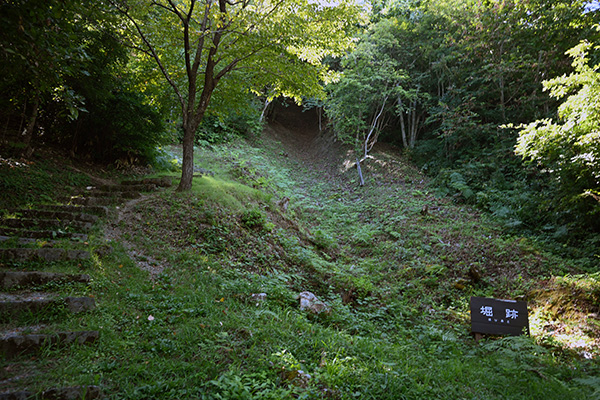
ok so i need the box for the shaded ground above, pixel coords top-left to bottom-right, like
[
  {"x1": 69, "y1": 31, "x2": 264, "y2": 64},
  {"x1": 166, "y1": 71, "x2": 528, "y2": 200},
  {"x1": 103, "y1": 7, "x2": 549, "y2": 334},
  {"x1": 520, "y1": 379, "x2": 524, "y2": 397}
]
[
  {"x1": 267, "y1": 102, "x2": 348, "y2": 181},
  {"x1": 262, "y1": 104, "x2": 600, "y2": 359}
]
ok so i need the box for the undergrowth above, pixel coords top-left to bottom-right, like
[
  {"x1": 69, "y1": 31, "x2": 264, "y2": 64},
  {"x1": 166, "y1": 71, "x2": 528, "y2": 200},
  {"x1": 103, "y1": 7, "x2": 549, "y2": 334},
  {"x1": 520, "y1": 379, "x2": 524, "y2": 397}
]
[{"x1": 1, "y1": 138, "x2": 599, "y2": 399}]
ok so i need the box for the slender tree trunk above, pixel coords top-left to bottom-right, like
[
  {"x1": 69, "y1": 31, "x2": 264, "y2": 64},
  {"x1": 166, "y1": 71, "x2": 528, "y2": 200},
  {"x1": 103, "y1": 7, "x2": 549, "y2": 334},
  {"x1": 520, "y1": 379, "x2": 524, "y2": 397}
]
[
  {"x1": 409, "y1": 98, "x2": 419, "y2": 148},
  {"x1": 499, "y1": 74, "x2": 506, "y2": 122},
  {"x1": 22, "y1": 92, "x2": 40, "y2": 157},
  {"x1": 18, "y1": 102, "x2": 26, "y2": 137},
  {"x1": 178, "y1": 83, "x2": 214, "y2": 191},
  {"x1": 398, "y1": 97, "x2": 408, "y2": 148},
  {"x1": 260, "y1": 97, "x2": 272, "y2": 122},
  {"x1": 356, "y1": 157, "x2": 364, "y2": 186},
  {"x1": 318, "y1": 106, "x2": 322, "y2": 132},
  {"x1": 364, "y1": 96, "x2": 387, "y2": 159},
  {"x1": 178, "y1": 121, "x2": 196, "y2": 191}
]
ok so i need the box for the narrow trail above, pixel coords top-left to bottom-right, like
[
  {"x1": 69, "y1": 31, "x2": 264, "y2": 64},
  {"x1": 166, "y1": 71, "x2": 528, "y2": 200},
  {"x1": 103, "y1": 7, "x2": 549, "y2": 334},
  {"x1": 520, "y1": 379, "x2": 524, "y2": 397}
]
[
  {"x1": 103, "y1": 194, "x2": 166, "y2": 279},
  {"x1": 265, "y1": 102, "x2": 352, "y2": 186}
]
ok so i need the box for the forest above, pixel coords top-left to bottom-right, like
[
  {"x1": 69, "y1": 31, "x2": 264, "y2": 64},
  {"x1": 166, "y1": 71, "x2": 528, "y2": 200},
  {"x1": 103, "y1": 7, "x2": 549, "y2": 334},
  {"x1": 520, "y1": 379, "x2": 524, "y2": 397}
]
[
  {"x1": 2, "y1": 0, "x2": 599, "y2": 258},
  {"x1": 1, "y1": 0, "x2": 599, "y2": 398}
]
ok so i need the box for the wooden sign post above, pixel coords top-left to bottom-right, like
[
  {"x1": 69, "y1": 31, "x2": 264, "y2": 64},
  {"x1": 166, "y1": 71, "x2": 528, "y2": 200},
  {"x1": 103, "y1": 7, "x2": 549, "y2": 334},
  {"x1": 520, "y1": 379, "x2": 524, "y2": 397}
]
[{"x1": 470, "y1": 296, "x2": 529, "y2": 336}]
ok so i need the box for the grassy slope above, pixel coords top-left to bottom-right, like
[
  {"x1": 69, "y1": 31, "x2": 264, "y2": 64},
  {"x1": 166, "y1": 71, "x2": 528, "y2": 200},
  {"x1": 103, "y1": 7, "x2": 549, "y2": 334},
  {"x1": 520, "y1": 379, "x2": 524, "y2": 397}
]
[{"x1": 1, "y1": 135, "x2": 599, "y2": 399}]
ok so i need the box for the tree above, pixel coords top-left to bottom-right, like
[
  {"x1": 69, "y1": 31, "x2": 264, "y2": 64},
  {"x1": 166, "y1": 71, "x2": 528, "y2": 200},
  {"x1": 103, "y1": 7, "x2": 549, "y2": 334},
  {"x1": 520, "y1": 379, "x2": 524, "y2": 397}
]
[
  {"x1": 326, "y1": 18, "x2": 410, "y2": 155},
  {"x1": 113, "y1": 0, "x2": 360, "y2": 191},
  {"x1": 516, "y1": 32, "x2": 600, "y2": 229}
]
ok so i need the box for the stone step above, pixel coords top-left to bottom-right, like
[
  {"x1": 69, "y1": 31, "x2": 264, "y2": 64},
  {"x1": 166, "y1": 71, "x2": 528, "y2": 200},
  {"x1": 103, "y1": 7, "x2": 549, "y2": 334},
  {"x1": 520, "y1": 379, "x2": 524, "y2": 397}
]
[
  {"x1": 0, "y1": 271, "x2": 90, "y2": 289},
  {"x1": 121, "y1": 176, "x2": 172, "y2": 187},
  {"x1": 0, "y1": 236, "x2": 60, "y2": 246},
  {"x1": 37, "y1": 204, "x2": 110, "y2": 218},
  {"x1": 64, "y1": 196, "x2": 115, "y2": 207},
  {"x1": 0, "y1": 228, "x2": 88, "y2": 241},
  {"x1": 0, "y1": 385, "x2": 101, "y2": 400},
  {"x1": 1, "y1": 330, "x2": 99, "y2": 359},
  {"x1": 0, "y1": 248, "x2": 90, "y2": 262},
  {"x1": 0, "y1": 218, "x2": 93, "y2": 232},
  {"x1": 87, "y1": 190, "x2": 141, "y2": 199},
  {"x1": 0, "y1": 294, "x2": 96, "y2": 318},
  {"x1": 5, "y1": 210, "x2": 98, "y2": 224},
  {"x1": 97, "y1": 183, "x2": 156, "y2": 192}
]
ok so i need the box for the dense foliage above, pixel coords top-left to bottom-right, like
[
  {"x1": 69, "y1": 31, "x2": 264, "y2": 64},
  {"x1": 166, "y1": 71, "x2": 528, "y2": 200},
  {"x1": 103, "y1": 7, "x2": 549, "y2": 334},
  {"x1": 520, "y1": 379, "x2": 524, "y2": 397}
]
[
  {"x1": 1, "y1": 0, "x2": 598, "y2": 254},
  {"x1": 516, "y1": 33, "x2": 600, "y2": 231},
  {"x1": 326, "y1": 0, "x2": 600, "y2": 263},
  {"x1": 0, "y1": 0, "x2": 166, "y2": 164},
  {"x1": 114, "y1": 0, "x2": 361, "y2": 190}
]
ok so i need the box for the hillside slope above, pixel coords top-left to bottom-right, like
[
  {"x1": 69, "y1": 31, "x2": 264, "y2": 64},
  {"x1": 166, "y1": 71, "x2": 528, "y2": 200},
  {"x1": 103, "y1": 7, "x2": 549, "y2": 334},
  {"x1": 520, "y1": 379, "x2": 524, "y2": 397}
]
[{"x1": 1, "y1": 109, "x2": 599, "y2": 398}]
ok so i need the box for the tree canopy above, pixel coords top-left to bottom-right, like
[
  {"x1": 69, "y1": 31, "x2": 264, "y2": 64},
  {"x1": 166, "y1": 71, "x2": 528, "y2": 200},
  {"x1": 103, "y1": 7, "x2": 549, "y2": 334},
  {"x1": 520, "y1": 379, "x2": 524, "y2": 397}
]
[
  {"x1": 114, "y1": 0, "x2": 362, "y2": 190},
  {"x1": 1, "y1": 0, "x2": 599, "y2": 241},
  {"x1": 516, "y1": 30, "x2": 600, "y2": 229}
]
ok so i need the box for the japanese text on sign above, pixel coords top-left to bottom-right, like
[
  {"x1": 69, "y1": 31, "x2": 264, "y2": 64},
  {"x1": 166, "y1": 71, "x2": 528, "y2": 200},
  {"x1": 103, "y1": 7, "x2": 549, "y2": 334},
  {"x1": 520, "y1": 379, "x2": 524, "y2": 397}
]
[{"x1": 471, "y1": 296, "x2": 529, "y2": 336}]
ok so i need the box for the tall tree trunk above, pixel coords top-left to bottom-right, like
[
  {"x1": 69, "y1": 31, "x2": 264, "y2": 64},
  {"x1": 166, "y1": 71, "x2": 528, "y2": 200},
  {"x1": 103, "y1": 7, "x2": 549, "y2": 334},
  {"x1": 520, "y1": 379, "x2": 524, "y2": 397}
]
[
  {"x1": 364, "y1": 96, "x2": 387, "y2": 159},
  {"x1": 409, "y1": 98, "x2": 418, "y2": 148},
  {"x1": 178, "y1": 122, "x2": 196, "y2": 192},
  {"x1": 499, "y1": 74, "x2": 506, "y2": 122},
  {"x1": 318, "y1": 106, "x2": 322, "y2": 132},
  {"x1": 178, "y1": 83, "x2": 214, "y2": 191},
  {"x1": 260, "y1": 97, "x2": 272, "y2": 122}
]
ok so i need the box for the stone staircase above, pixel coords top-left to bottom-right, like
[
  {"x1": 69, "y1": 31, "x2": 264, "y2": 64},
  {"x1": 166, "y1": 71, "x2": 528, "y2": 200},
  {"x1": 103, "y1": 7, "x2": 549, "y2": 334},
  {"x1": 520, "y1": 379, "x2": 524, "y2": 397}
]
[{"x1": 0, "y1": 177, "x2": 171, "y2": 399}]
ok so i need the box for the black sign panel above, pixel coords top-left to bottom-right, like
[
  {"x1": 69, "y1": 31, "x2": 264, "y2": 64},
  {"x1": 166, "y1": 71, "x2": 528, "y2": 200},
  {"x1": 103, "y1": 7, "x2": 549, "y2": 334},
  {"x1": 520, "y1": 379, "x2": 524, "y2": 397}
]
[{"x1": 470, "y1": 296, "x2": 529, "y2": 336}]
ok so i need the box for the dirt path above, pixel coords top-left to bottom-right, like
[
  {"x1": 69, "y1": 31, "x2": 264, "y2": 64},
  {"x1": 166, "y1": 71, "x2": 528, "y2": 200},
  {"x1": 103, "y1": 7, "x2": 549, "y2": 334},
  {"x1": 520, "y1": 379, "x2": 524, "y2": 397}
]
[
  {"x1": 103, "y1": 195, "x2": 166, "y2": 278},
  {"x1": 266, "y1": 102, "x2": 350, "y2": 181}
]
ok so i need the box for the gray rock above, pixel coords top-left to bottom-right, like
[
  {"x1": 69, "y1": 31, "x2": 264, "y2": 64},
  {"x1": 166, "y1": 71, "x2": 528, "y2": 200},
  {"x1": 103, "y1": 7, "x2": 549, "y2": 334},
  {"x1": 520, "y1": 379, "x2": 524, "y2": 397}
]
[
  {"x1": 299, "y1": 291, "x2": 330, "y2": 314},
  {"x1": 64, "y1": 297, "x2": 96, "y2": 313}
]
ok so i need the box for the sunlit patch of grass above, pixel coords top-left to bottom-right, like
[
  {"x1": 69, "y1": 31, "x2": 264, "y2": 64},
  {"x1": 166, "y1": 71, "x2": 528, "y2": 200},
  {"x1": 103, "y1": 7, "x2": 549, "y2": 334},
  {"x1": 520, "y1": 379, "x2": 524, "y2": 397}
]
[
  {"x1": 190, "y1": 175, "x2": 272, "y2": 212},
  {"x1": 530, "y1": 273, "x2": 600, "y2": 359}
]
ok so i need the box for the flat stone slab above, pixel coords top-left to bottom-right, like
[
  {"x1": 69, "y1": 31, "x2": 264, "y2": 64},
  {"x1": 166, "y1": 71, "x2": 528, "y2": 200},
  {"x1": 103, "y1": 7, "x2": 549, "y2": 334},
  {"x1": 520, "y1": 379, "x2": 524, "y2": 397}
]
[
  {"x1": 121, "y1": 176, "x2": 172, "y2": 187},
  {"x1": 5, "y1": 210, "x2": 98, "y2": 223},
  {"x1": 0, "y1": 271, "x2": 90, "y2": 289},
  {"x1": 63, "y1": 296, "x2": 96, "y2": 312},
  {"x1": 86, "y1": 190, "x2": 140, "y2": 199},
  {"x1": 37, "y1": 204, "x2": 109, "y2": 218},
  {"x1": 97, "y1": 183, "x2": 156, "y2": 192},
  {"x1": 0, "y1": 385, "x2": 101, "y2": 399},
  {"x1": 0, "y1": 330, "x2": 99, "y2": 359},
  {"x1": 0, "y1": 218, "x2": 93, "y2": 232},
  {"x1": 65, "y1": 196, "x2": 120, "y2": 207},
  {"x1": 0, "y1": 229, "x2": 88, "y2": 241},
  {"x1": 0, "y1": 248, "x2": 90, "y2": 262},
  {"x1": 0, "y1": 294, "x2": 96, "y2": 316}
]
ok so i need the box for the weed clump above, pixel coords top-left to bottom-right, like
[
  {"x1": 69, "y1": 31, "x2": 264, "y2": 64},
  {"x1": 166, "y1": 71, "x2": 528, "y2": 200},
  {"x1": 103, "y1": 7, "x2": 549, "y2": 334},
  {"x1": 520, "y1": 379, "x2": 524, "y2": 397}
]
[{"x1": 241, "y1": 209, "x2": 267, "y2": 230}]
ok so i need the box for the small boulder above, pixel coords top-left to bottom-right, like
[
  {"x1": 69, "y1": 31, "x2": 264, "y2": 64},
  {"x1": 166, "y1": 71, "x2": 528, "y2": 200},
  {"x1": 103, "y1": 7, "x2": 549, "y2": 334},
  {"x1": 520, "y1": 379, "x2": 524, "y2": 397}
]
[
  {"x1": 299, "y1": 291, "x2": 330, "y2": 314},
  {"x1": 251, "y1": 293, "x2": 267, "y2": 305}
]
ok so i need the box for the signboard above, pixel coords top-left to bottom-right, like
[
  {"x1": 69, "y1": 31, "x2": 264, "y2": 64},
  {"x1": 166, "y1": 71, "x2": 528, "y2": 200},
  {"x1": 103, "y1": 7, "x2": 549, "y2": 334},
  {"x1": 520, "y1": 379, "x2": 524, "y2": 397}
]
[{"x1": 470, "y1": 296, "x2": 529, "y2": 336}]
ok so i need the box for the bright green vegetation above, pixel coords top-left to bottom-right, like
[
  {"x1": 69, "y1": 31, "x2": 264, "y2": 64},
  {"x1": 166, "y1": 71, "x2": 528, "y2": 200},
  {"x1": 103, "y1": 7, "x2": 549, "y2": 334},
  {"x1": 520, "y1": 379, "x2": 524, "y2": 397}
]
[
  {"x1": 2, "y1": 0, "x2": 598, "y2": 241},
  {"x1": 4, "y1": 137, "x2": 597, "y2": 399}
]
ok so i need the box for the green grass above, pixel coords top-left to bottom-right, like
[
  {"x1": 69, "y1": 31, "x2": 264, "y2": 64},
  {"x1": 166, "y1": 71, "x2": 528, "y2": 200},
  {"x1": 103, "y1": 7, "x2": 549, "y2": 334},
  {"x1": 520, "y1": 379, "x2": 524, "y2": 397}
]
[
  {"x1": 1, "y1": 140, "x2": 599, "y2": 399},
  {"x1": 0, "y1": 157, "x2": 91, "y2": 209}
]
